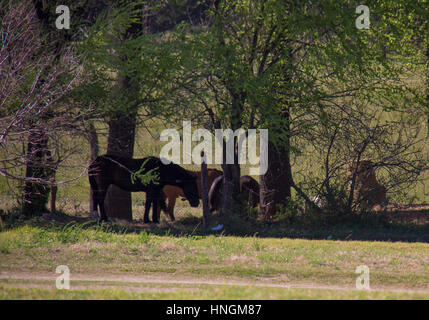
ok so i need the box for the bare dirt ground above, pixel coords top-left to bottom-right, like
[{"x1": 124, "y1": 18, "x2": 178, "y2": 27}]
[{"x1": 1, "y1": 271, "x2": 429, "y2": 295}]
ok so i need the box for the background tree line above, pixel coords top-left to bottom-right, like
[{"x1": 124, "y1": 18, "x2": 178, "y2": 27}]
[{"x1": 0, "y1": 0, "x2": 428, "y2": 222}]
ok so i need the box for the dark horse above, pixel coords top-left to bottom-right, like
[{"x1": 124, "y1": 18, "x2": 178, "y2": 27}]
[
  {"x1": 208, "y1": 175, "x2": 260, "y2": 213},
  {"x1": 88, "y1": 155, "x2": 199, "y2": 223}
]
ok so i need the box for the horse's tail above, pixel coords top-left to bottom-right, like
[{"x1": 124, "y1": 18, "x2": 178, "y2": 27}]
[{"x1": 208, "y1": 175, "x2": 223, "y2": 212}]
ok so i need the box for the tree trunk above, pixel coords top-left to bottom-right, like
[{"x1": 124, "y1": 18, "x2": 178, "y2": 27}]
[
  {"x1": 220, "y1": 93, "x2": 244, "y2": 217},
  {"x1": 259, "y1": 110, "x2": 291, "y2": 219},
  {"x1": 221, "y1": 165, "x2": 241, "y2": 215},
  {"x1": 258, "y1": 46, "x2": 293, "y2": 220},
  {"x1": 426, "y1": 45, "x2": 429, "y2": 137},
  {"x1": 220, "y1": 135, "x2": 242, "y2": 217},
  {"x1": 50, "y1": 178, "x2": 57, "y2": 214},
  {"x1": 102, "y1": 11, "x2": 143, "y2": 222},
  {"x1": 23, "y1": 128, "x2": 51, "y2": 216},
  {"x1": 104, "y1": 100, "x2": 137, "y2": 221},
  {"x1": 87, "y1": 122, "x2": 99, "y2": 214}
]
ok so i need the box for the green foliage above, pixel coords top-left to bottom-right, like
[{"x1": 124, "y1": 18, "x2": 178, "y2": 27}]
[
  {"x1": 3, "y1": 0, "x2": 429, "y2": 220},
  {"x1": 164, "y1": 0, "x2": 429, "y2": 146},
  {"x1": 76, "y1": 2, "x2": 186, "y2": 120},
  {"x1": 130, "y1": 159, "x2": 160, "y2": 185}
]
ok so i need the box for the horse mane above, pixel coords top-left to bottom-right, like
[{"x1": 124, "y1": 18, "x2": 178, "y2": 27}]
[
  {"x1": 99, "y1": 154, "x2": 196, "y2": 183},
  {"x1": 164, "y1": 161, "x2": 195, "y2": 181},
  {"x1": 187, "y1": 170, "x2": 199, "y2": 178}
]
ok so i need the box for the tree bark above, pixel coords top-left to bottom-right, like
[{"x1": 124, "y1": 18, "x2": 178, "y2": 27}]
[
  {"x1": 23, "y1": 128, "x2": 51, "y2": 216},
  {"x1": 258, "y1": 46, "x2": 293, "y2": 220},
  {"x1": 50, "y1": 179, "x2": 57, "y2": 214},
  {"x1": 259, "y1": 110, "x2": 291, "y2": 219},
  {"x1": 426, "y1": 45, "x2": 429, "y2": 137},
  {"x1": 104, "y1": 87, "x2": 137, "y2": 221},
  {"x1": 220, "y1": 135, "x2": 242, "y2": 217},
  {"x1": 219, "y1": 92, "x2": 244, "y2": 218},
  {"x1": 87, "y1": 122, "x2": 99, "y2": 214}
]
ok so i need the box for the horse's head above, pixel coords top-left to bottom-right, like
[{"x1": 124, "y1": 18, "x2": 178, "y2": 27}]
[
  {"x1": 165, "y1": 162, "x2": 199, "y2": 207},
  {"x1": 181, "y1": 177, "x2": 200, "y2": 208}
]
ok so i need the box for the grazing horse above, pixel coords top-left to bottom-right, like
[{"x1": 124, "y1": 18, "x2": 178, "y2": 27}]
[
  {"x1": 208, "y1": 175, "x2": 260, "y2": 213},
  {"x1": 88, "y1": 155, "x2": 199, "y2": 223},
  {"x1": 158, "y1": 169, "x2": 223, "y2": 221}
]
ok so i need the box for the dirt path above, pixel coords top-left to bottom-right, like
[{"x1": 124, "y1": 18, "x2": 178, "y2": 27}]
[{"x1": 1, "y1": 271, "x2": 428, "y2": 295}]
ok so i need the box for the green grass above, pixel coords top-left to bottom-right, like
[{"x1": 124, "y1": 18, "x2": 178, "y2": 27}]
[
  {"x1": 1, "y1": 279, "x2": 428, "y2": 300},
  {"x1": 0, "y1": 221, "x2": 428, "y2": 299}
]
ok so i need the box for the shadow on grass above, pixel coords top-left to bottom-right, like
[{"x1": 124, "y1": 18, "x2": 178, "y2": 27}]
[{"x1": 1, "y1": 207, "x2": 429, "y2": 243}]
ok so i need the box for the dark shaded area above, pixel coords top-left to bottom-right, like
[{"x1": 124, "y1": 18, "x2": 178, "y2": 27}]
[{"x1": 3, "y1": 208, "x2": 429, "y2": 243}]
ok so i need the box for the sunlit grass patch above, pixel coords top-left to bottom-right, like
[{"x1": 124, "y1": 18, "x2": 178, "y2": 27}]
[{"x1": 1, "y1": 222, "x2": 429, "y2": 296}]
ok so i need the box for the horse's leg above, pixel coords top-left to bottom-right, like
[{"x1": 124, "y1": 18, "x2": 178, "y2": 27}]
[
  {"x1": 166, "y1": 196, "x2": 176, "y2": 222},
  {"x1": 156, "y1": 191, "x2": 167, "y2": 222},
  {"x1": 152, "y1": 188, "x2": 161, "y2": 224},
  {"x1": 90, "y1": 169, "x2": 109, "y2": 222},
  {"x1": 90, "y1": 189, "x2": 99, "y2": 220},
  {"x1": 152, "y1": 199, "x2": 158, "y2": 224},
  {"x1": 97, "y1": 190, "x2": 109, "y2": 222},
  {"x1": 144, "y1": 191, "x2": 152, "y2": 224},
  {"x1": 88, "y1": 170, "x2": 101, "y2": 220}
]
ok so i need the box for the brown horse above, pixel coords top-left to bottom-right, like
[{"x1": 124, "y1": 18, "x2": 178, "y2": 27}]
[
  {"x1": 158, "y1": 168, "x2": 223, "y2": 221},
  {"x1": 208, "y1": 175, "x2": 260, "y2": 213},
  {"x1": 88, "y1": 155, "x2": 199, "y2": 223},
  {"x1": 347, "y1": 159, "x2": 387, "y2": 209}
]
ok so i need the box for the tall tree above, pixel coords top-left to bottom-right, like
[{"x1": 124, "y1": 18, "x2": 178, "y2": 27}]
[
  {"x1": 103, "y1": 6, "x2": 142, "y2": 221},
  {"x1": 80, "y1": 1, "x2": 208, "y2": 220},
  {"x1": 0, "y1": 0, "x2": 81, "y2": 215},
  {"x1": 168, "y1": 0, "x2": 429, "y2": 219}
]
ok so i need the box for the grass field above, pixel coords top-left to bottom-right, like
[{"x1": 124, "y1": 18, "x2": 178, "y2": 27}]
[
  {"x1": 1, "y1": 279, "x2": 428, "y2": 299},
  {"x1": 0, "y1": 216, "x2": 428, "y2": 299}
]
